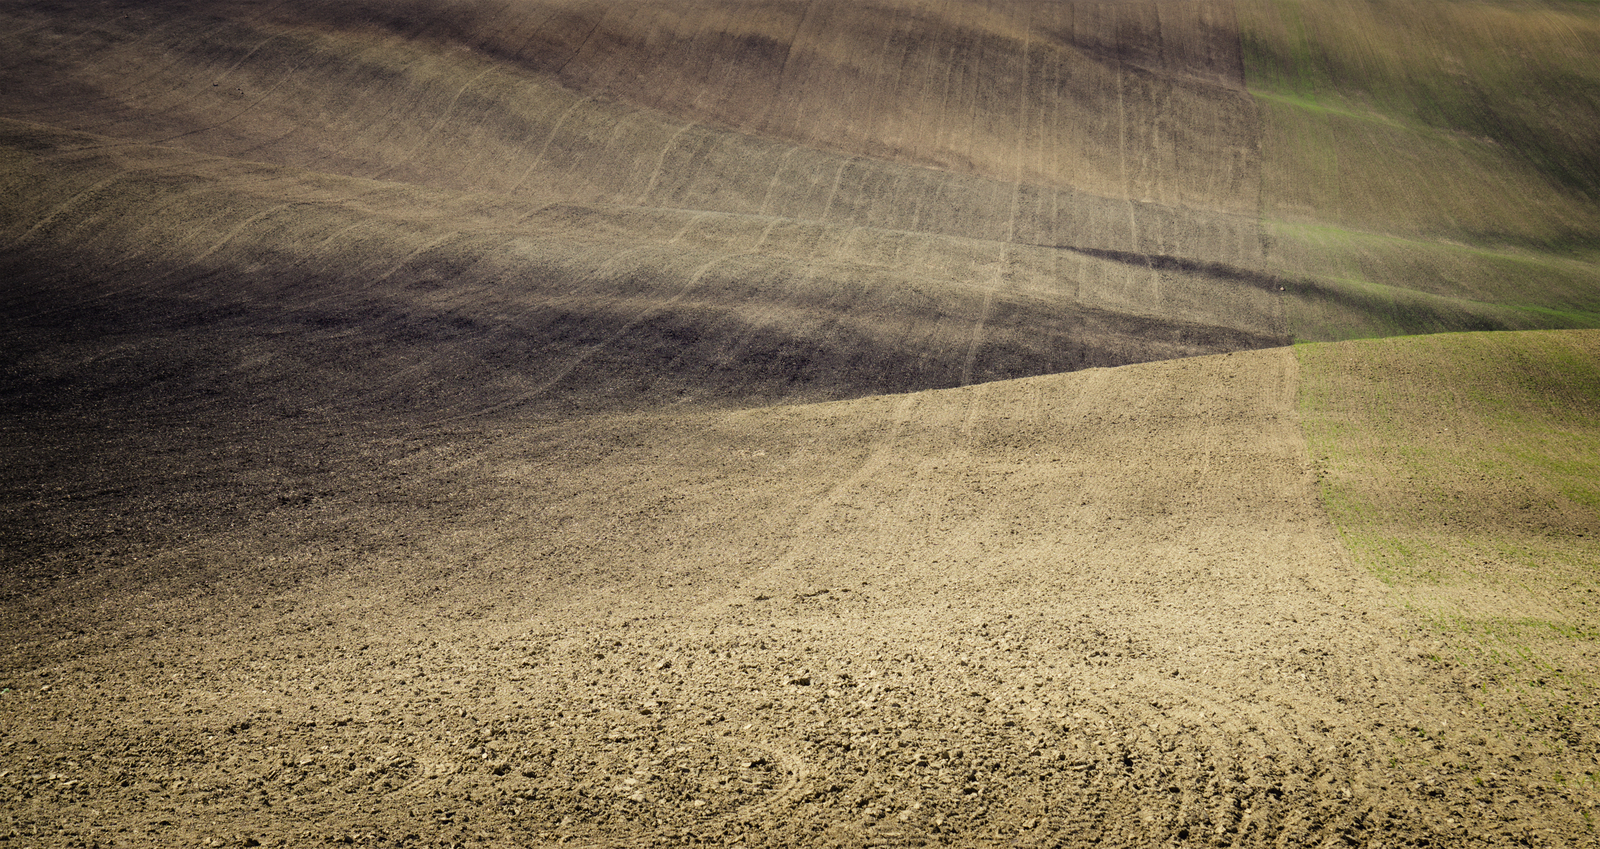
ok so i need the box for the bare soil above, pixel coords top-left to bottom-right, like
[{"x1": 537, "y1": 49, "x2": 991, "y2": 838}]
[
  {"x1": 7, "y1": 348, "x2": 1590, "y2": 848},
  {"x1": 2, "y1": 1, "x2": 1598, "y2": 847}
]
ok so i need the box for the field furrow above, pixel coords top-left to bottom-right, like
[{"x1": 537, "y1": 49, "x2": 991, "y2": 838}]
[{"x1": 2, "y1": 1, "x2": 1598, "y2": 846}]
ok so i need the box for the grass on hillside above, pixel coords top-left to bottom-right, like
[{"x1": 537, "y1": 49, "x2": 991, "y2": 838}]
[
  {"x1": 1240, "y1": 0, "x2": 1600, "y2": 344},
  {"x1": 1268, "y1": 221, "x2": 1600, "y2": 342},
  {"x1": 1242, "y1": 0, "x2": 1600, "y2": 205},
  {"x1": 1297, "y1": 329, "x2": 1600, "y2": 753}
]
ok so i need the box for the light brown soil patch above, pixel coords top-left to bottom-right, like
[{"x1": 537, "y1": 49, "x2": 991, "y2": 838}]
[
  {"x1": 2, "y1": 1, "x2": 1597, "y2": 846},
  {"x1": 6, "y1": 348, "x2": 1584, "y2": 846}
]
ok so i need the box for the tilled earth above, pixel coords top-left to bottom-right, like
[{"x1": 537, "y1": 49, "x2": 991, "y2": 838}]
[
  {"x1": 2, "y1": 1, "x2": 1597, "y2": 845},
  {"x1": 5, "y1": 349, "x2": 1594, "y2": 847}
]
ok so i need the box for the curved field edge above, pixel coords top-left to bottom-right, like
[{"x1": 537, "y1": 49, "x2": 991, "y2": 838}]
[
  {"x1": 7, "y1": 343, "x2": 1584, "y2": 848},
  {"x1": 1296, "y1": 329, "x2": 1600, "y2": 800},
  {"x1": 6, "y1": 0, "x2": 1597, "y2": 356}
]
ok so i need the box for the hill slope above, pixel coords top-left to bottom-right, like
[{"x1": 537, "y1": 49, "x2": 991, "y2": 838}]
[
  {"x1": 1243, "y1": 0, "x2": 1600, "y2": 340},
  {"x1": 1299, "y1": 329, "x2": 1600, "y2": 780},
  {"x1": 2, "y1": 0, "x2": 1599, "y2": 846},
  {"x1": 0, "y1": 347, "x2": 1537, "y2": 847}
]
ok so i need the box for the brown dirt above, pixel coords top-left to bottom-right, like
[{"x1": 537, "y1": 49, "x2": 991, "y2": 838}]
[
  {"x1": 6, "y1": 347, "x2": 1570, "y2": 848},
  {"x1": 2, "y1": 1, "x2": 1597, "y2": 847}
]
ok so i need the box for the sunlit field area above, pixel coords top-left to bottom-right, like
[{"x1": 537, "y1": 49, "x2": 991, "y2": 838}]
[{"x1": 3, "y1": 1, "x2": 1597, "y2": 846}]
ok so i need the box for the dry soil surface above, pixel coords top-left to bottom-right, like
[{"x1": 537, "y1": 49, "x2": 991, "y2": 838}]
[
  {"x1": 5, "y1": 348, "x2": 1593, "y2": 847},
  {"x1": 2, "y1": 1, "x2": 1598, "y2": 847}
]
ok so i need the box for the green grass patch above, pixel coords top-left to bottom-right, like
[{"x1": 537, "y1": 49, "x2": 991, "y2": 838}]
[
  {"x1": 1503, "y1": 304, "x2": 1600, "y2": 328},
  {"x1": 1264, "y1": 219, "x2": 1600, "y2": 341},
  {"x1": 1242, "y1": 1, "x2": 1600, "y2": 349},
  {"x1": 1241, "y1": 0, "x2": 1600, "y2": 203},
  {"x1": 1249, "y1": 90, "x2": 1410, "y2": 132},
  {"x1": 1298, "y1": 330, "x2": 1600, "y2": 706}
]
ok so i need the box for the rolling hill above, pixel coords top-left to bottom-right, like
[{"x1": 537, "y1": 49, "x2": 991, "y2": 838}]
[{"x1": 1, "y1": 1, "x2": 1597, "y2": 846}]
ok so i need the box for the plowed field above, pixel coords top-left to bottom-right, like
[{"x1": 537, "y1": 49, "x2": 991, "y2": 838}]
[
  {"x1": 10, "y1": 346, "x2": 1588, "y2": 847},
  {"x1": 2, "y1": 1, "x2": 1597, "y2": 847}
]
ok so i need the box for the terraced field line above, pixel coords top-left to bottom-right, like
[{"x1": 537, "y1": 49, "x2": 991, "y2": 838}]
[
  {"x1": 3, "y1": 190, "x2": 163, "y2": 309},
  {"x1": 769, "y1": 0, "x2": 811, "y2": 104},
  {"x1": 504, "y1": 95, "x2": 593, "y2": 196},
  {"x1": 903, "y1": 0, "x2": 944, "y2": 166},
  {"x1": 211, "y1": 32, "x2": 287, "y2": 85},
  {"x1": 500, "y1": 4, "x2": 564, "y2": 65},
  {"x1": 12, "y1": 166, "x2": 168, "y2": 245},
  {"x1": 763, "y1": 2, "x2": 814, "y2": 140},
  {"x1": 1045, "y1": 10, "x2": 1066, "y2": 200},
  {"x1": 952, "y1": 9, "x2": 1032, "y2": 390},
  {"x1": 552, "y1": 10, "x2": 607, "y2": 78},
  {"x1": 705, "y1": 217, "x2": 832, "y2": 374},
  {"x1": 667, "y1": 211, "x2": 713, "y2": 244},
  {"x1": 752, "y1": 217, "x2": 783, "y2": 251},
  {"x1": 706, "y1": 254, "x2": 816, "y2": 376},
  {"x1": 905, "y1": 168, "x2": 929, "y2": 232},
  {"x1": 426, "y1": 248, "x2": 752, "y2": 425},
  {"x1": 959, "y1": 2, "x2": 984, "y2": 178},
  {"x1": 1113, "y1": 18, "x2": 1142, "y2": 254},
  {"x1": 152, "y1": 50, "x2": 313, "y2": 147},
  {"x1": 829, "y1": 225, "x2": 865, "y2": 263},
  {"x1": 870, "y1": 3, "x2": 914, "y2": 153},
  {"x1": 819, "y1": 156, "x2": 855, "y2": 223},
  {"x1": 43, "y1": 175, "x2": 240, "y2": 273},
  {"x1": 633, "y1": 119, "x2": 698, "y2": 206},
  {"x1": 41, "y1": 2, "x2": 274, "y2": 110},
  {"x1": 460, "y1": 78, "x2": 547, "y2": 191},
  {"x1": 268, "y1": 219, "x2": 395, "y2": 313},
  {"x1": 963, "y1": 149, "x2": 1021, "y2": 389},
  {"x1": 756, "y1": 145, "x2": 803, "y2": 217},
  {"x1": 300, "y1": 46, "x2": 434, "y2": 183},
  {"x1": 856, "y1": 3, "x2": 905, "y2": 160},
  {"x1": 375, "y1": 66, "x2": 498, "y2": 181},
  {"x1": 928, "y1": 1, "x2": 959, "y2": 165},
  {"x1": 507, "y1": 200, "x2": 560, "y2": 227},
  {"x1": 131, "y1": 200, "x2": 309, "y2": 266},
  {"x1": 0, "y1": 16, "x2": 54, "y2": 44},
  {"x1": 370, "y1": 230, "x2": 464, "y2": 284},
  {"x1": 960, "y1": 287, "x2": 994, "y2": 387},
  {"x1": 229, "y1": 123, "x2": 307, "y2": 162},
  {"x1": 1015, "y1": 6, "x2": 1033, "y2": 209},
  {"x1": 13, "y1": 199, "x2": 312, "y2": 322}
]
